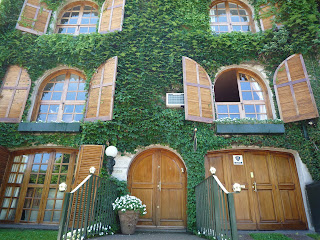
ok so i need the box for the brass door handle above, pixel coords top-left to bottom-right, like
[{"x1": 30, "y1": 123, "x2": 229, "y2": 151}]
[{"x1": 252, "y1": 182, "x2": 257, "y2": 192}]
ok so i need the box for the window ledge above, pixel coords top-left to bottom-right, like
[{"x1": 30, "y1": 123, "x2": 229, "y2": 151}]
[
  {"x1": 18, "y1": 122, "x2": 81, "y2": 133},
  {"x1": 216, "y1": 123, "x2": 285, "y2": 134}
]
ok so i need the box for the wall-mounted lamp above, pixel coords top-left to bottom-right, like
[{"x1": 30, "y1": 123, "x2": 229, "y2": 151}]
[
  {"x1": 105, "y1": 146, "x2": 118, "y2": 175},
  {"x1": 59, "y1": 182, "x2": 67, "y2": 192}
]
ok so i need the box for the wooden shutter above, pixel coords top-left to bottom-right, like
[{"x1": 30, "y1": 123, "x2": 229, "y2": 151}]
[
  {"x1": 16, "y1": 0, "x2": 52, "y2": 35},
  {"x1": 0, "y1": 147, "x2": 10, "y2": 189},
  {"x1": 73, "y1": 145, "x2": 105, "y2": 187},
  {"x1": 259, "y1": 5, "x2": 275, "y2": 30},
  {"x1": 84, "y1": 56, "x2": 118, "y2": 122},
  {"x1": 273, "y1": 54, "x2": 319, "y2": 123},
  {"x1": 0, "y1": 66, "x2": 31, "y2": 123},
  {"x1": 99, "y1": 0, "x2": 126, "y2": 33},
  {"x1": 182, "y1": 56, "x2": 214, "y2": 123}
]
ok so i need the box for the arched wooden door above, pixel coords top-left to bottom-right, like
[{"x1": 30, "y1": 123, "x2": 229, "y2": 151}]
[
  {"x1": 205, "y1": 150, "x2": 307, "y2": 230},
  {"x1": 128, "y1": 148, "x2": 187, "y2": 228}
]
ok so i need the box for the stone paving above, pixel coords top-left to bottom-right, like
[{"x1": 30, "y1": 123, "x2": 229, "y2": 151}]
[{"x1": 91, "y1": 230, "x2": 317, "y2": 240}]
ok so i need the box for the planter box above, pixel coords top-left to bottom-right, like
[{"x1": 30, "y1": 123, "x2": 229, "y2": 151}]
[
  {"x1": 216, "y1": 124, "x2": 285, "y2": 134},
  {"x1": 18, "y1": 122, "x2": 81, "y2": 133}
]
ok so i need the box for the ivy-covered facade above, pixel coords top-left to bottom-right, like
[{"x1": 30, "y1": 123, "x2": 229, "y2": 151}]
[{"x1": 0, "y1": 0, "x2": 319, "y2": 232}]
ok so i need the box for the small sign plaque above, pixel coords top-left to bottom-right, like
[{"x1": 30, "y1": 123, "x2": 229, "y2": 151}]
[{"x1": 233, "y1": 155, "x2": 243, "y2": 165}]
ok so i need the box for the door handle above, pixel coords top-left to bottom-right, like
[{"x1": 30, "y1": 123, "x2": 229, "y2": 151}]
[
  {"x1": 252, "y1": 181, "x2": 257, "y2": 192},
  {"x1": 157, "y1": 181, "x2": 161, "y2": 191}
]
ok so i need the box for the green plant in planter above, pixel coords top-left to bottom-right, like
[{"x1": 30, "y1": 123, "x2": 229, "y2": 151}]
[
  {"x1": 214, "y1": 117, "x2": 283, "y2": 124},
  {"x1": 112, "y1": 195, "x2": 147, "y2": 216}
]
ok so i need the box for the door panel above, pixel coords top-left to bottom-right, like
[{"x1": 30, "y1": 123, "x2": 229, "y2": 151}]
[
  {"x1": 224, "y1": 153, "x2": 257, "y2": 229},
  {"x1": 128, "y1": 149, "x2": 186, "y2": 228},
  {"x1": 205, "y1": 150, "x2": 307, "y2": 230}
]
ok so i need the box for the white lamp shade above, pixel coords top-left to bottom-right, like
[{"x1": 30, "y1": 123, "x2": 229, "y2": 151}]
[{"x1": 105, "y1": 146, "x2": 118, "y2": 157}]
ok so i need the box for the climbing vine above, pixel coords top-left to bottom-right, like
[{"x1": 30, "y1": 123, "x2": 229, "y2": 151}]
[{"x1": 0, "y1": 0, "x2": 319, "y2": 231}]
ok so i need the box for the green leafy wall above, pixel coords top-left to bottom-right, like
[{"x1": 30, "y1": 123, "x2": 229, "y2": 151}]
[{"x1": 0, "y1": 0, "x2": 319, "y2": 230}]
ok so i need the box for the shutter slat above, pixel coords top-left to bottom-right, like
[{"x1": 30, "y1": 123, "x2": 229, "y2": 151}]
[
  {"x1": 84, "y1": 56, "x2": 118, "y2": 122},
  {"x1": 273, "y1": 54, "x2": 319, "y2": 123},
  {"x1": 0, "y1": 66, "x2": 31, "y2": 123},
  {"x1": 98, "y1": 0, "x2": 125, "y2": 33},
  {"x1": 183, "y1": 56, "x2": 214, "y2": 123},
  {"x1": 74, "y1": 145, "x2": 105, "y2": 187},
  {"x1": 16, "y1": 0, "x2": 52, "y2": 35}
]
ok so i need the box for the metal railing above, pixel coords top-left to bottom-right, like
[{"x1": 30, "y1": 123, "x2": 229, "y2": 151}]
[
  {"x1": 195, "y1": 174, "x2": 238, "y2": 240},
  {"x1": 57, "y1": 174, "x2": 118, "y2": 240}
]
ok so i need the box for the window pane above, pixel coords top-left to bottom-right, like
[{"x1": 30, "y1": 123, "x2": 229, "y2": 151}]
[
  {"x1": 239, "y1": 10, "x2": 247, "y2": 15},
  {"x1": 229, "y1": 3, "x2": 237, "y2": 8},
  {"x1": 217, "y1": 3, "x2": 225, "y2": 8},
  {"x1": 241, "y1": 16, "x2": 248, "y2": 22},
  {"x1": 67, "y1": 28, "x2": 76, "y2": 34},
  {"x1": 253, "y1": 91, "x2": 264, "y2": 100},
  {"x1": 70, "y1": 74, "x2": 79, "y2": 81},
  {"x1": 43, "y1": 211, "x2": 52, "y2": 221},
  {"x1": 78, "y1": 83, "x2": 85, "y2": 90},
  {"x1": 242, "y1": 92, "x2": 252, "y2": 100},
  {"x1": 240, "y1": 82, "x2": 251, "y2": 90},
  {"x1": 55, "y1": 200, "x2": 63, "y2": 210},
  {"x1": 81, "y1": 18, "x2": 89, "y2": 24},
  {"x1": 230, "y1": 10, "x2": 238, "y2": 15},
  {"x1": 47, "y1": 115, "x2": 57, "y2": 122},
  {"x1": 242, "y1": 25, "x2": 250, "y2": 31},
  {"x1": 233, "y1": 26, "x2": 242, "y2": 31},
  {"x1": 90, "y1": 18, "x2": 98, "y2": 24},
  {"x1": 75, "y1": 105, "x2": 84, "y2": 113},
  {"x1": 68, "y1": 83, "x2": 78, "y2": 91},
  {"x1": 244, "y1": 105, "x2": 255, "y2": 113},
  {"x1": 69, "y1": 18, "x2": 78, "y2": 24},
  {"x1": 89, "y1": 27, "x2": 96, "y2": 33},
  {"x1": 51, "y1": 92, "x2": 62, "y2": 100},
  {"x1": 62, "y1": 114, "x2": 73, "y2": 122},
  {"x1": 219, "y1": 25, "x2": 228, "y2": 32},
  {"x1": 256, "y1": 105, "x2": 266, "y2": 113},
  {"x1": 37, "y1": 114, "x2": 46, "y2": 122},
  {"x1": 258, "y1": 114, "x2": 268, "y2": 120},
  {"x1": 66, "y1": 92, "x2": 76, "y2": 100},
  {"x1": 44, "y1": 83, "x2": 54, "y2": 91},
  {"x1": 230, "y1": 114, "x2": 240, "y2": 119},
  {"x1": 79, "y1": 27, "x2": 88, "y2": 33},
  {"x1": 229, "y1": 105, "x2": 239, "y2": 113},
  {"x1": 231, "y1": 16, "x2": 240, "y2": 22},
  {"x1": 218, "y1": 16, "x2": 227, "y2": 22},
  {"x1": 53, "y1": 211, "x2": 61, "y2": 221},
  {"x1": 84, "y1": 6, "x2": 92, "y2": 10},
  {"x1": 31, "y1": 165, "x2": 40, "y2": 173},
  {"x1": 39, "y1": 105, "x2": 49, "y2": 113},
  {"x1": 64, "y1": 105, "x2": 74, "y2": 113},
  {"x1": 49, "y1": 105, "x2": 59, "y2": 113},
  {"x1": 54, "y1": 83, "x2": 64, "y2": 91},
  {"x1": 58, "y1": 28, "x2": 67, "y2": 34},
  {"x1": 76, "y1": 92, "x2": 86, "y2": 100},
  {"x1": 74, "y1": 114, "x2": 83, "y2": 121},
  {"x1": 246, "y1": 114, "x2": 256, "y2": 119},
  {"x1": 41, "y1": 92, "x2": 52, "y2": 100},
  {"x1": 252, "y1": 82, "x2": 262, "y2": 91},
  {"x1": 62, "y1": 12, "x2": 70, "y2": 18},
  {"x1": 217, "y1": 105, "x2": 228, "y2": 113}
]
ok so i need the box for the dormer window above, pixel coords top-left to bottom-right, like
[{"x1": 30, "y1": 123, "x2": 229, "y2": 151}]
[
  {"x1": 56, "y1": 2, "x2": 99, "y2": 34},
  {"x1": 209, "y1": 1, "x2": 254, "y2": 33}
]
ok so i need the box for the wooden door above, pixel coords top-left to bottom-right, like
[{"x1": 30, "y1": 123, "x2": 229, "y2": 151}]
[
  {"x1": 128, "y1": 149, "x2": 187, "y2": 228},
  {"x1": 205, "y1": 150, "x2": 307, "y2": 230}
]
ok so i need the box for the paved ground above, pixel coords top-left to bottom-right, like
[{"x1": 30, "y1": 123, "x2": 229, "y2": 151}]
[{"x1": 91, "y1": 230, "x2": 317, "y2": 240}]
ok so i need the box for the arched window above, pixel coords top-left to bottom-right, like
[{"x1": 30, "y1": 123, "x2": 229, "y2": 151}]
[
  {"x1": 33, "y1": 70, "x2": 86, "y2": 122},
  {"x1": 56, "y1": 2, "x2": 99, "y2": 34},
  {"x1": 214, "y1": 69, "x2": 270, "y2": 119},
  {"x1": 209, "y1": 1, "x2": 254, "y2": 33}
]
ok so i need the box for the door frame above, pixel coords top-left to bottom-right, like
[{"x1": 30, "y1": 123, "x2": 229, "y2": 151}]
[
  {"x1": 127, "y1": 147, "x2": 188, "y2": 229},
  {"x1": 206, "y1": 147, "x2": 313, "y2": 230}
]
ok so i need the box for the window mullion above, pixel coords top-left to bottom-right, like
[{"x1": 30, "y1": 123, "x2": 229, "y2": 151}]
[
  {"x1": 225, "y1": 2, "x2": 232, "y2": 32},
  {"x1": 58, "y1": 72, "x2": 69, "y2": 121}
]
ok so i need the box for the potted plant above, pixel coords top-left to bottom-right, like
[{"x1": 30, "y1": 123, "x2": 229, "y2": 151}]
[{"x1": 112, "y1": 195, "x2": 147, "y2": 235}]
